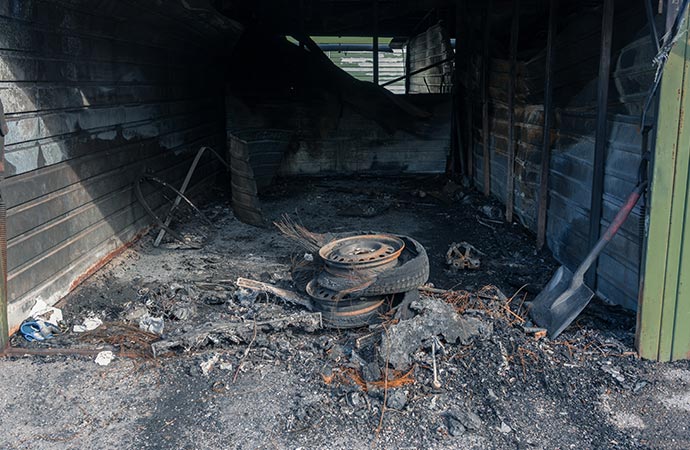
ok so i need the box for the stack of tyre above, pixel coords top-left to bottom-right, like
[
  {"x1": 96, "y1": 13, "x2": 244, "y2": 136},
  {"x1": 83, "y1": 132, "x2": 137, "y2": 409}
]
[{"x1": 306, "y1": 234, "x2": 429, "y2": 328}]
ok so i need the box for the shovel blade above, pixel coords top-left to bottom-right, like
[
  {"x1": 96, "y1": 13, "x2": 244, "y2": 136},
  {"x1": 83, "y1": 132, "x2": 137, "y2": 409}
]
[{"x1": 529, "y1": 266, "x2": 595, "y2": 338}]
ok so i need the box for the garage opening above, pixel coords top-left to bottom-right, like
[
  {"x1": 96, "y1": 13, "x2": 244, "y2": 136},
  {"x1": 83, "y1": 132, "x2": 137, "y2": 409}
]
[{"x1": 2, "y1": 0, "x2": 690, "y2": 447}]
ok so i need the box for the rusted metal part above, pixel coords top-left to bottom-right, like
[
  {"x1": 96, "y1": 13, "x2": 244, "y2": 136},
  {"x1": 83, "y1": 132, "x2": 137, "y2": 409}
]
[
  {"x1": 307, "y1": 279, "x2": 372, "y2": 303},
  {"x1": 275, "y1": 223, "x2": 428, "y2": 327},
  {"x1": 0, "y1": 345, "x2": 141, "y2": 359},
  {"x1": 154, "y1": 146, "x2": 229, "y2": 247},
  {"x1": 310, "y1": 280, "x2": 400, "y2": 324},
  {"x1": 309, "y1": 293, "x2": 390, "y2": 328},
  {"x1": 319, "y1": 234, "x2": 404, "y2": 270},
  {"x1": 418, "y1": 285, "x2": 449, "y2": 295},
  {"x1": 145, "y1": 176, "x2": 212, "y2": 226},
  {"x1": 304, "y1": 233, "x2": 427, "y2": 328},
  {"x1": 237, "y1": 274, "x2": 387, "y2": 329},
  {"x1": 315, "y1": 234, "x2": 429, "y2": 296},
  {"x1": 446, "y1": 242, "x2": 483, "y2": 270},
  {"x1": 330, "y1": 299, "x2": 386, "y2": 317},
  {"x1": 135, "y1": 175, "x2": 211, "y2": 248}
]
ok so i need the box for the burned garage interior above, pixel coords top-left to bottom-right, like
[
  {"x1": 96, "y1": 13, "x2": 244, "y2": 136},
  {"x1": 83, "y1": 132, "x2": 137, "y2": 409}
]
[{"x1": 1, "y1": 0, "x2": 690, "y2": 448}]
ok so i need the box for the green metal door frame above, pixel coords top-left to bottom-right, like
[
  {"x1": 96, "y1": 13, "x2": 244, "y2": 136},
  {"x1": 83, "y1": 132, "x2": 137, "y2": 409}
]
[{"x1": 637, "y1": 7, "x2": 690, "y2": 361}]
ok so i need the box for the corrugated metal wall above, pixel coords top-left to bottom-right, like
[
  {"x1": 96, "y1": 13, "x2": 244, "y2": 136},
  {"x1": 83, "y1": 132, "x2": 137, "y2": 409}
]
[
  {"x1": 471, "y1": 2, "x2": 654, "y2": 309},
  {"x1": 326, "y1": 49, "x2": 406, "y2": 94},
  {"x1": 0, "y1": 0, "x2": 234, "y2": 330}
]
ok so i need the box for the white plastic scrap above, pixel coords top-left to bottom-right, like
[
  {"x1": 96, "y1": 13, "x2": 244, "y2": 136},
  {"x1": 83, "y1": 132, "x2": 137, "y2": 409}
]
[
  {"x1": 139, "y1": 315, "x2": 165, "y2": 335},
  {"x1": 200, "y1": 353, "x2": 220, "y2": 376},
  {"x1": 29, "y1": 299, "x2": 63, "y2": 326},
  {"x1": 95, "y1": 351, "x2": 115, "y2": 366},
  {"x1": 73, "y1": 317, "x2": 103, "y2": 333}
]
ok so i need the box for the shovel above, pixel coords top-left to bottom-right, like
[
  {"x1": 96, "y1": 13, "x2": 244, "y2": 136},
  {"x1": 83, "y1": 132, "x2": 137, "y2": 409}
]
[{"x1": 529, "y1": 179, "x2": 648, "y2": 338}]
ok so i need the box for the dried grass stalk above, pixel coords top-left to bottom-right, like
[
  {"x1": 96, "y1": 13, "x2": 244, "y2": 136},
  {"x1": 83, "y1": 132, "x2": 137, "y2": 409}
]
[{"x1": 274, "y1": 214, "x2": 325, "y2": 253}]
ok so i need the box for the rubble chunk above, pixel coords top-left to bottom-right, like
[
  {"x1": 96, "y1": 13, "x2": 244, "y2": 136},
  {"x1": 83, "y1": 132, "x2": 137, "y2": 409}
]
[
  {"x1": 498, "y1": 421, "x2": 512, "y2": 434},
  {"x1": 444, "y1": 408, "x2": 483, "y2": 436},
  {"x1": 386, "y1": 389, "x2": 408, "y2": 410},
  {"x1": 95, "y1": 351, "x2": 115, "y2": 366},
  {"x1": 171, "y1": 304, "x2": 196, "y2": 321},
  {"x1": 447, "y1": 417, "x2": 466, "y2": 437},
  {"x1": 480, "y1": 205, "x2": 503, "y2": 221},
  {"x1": 122, "y1": 304, "x2": 148, "y2": 323},
  {"x1": 382, "y1": 296, "x2": 493, "y2": 370},
  {"x1": 151, "y1": 312, "x2": 322, "y2": 356}
]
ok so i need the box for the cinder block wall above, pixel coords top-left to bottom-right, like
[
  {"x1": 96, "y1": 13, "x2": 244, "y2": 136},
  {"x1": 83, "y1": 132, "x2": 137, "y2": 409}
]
[{"x1": 0, "y1": 0, "x2": 237, "y2": 330}]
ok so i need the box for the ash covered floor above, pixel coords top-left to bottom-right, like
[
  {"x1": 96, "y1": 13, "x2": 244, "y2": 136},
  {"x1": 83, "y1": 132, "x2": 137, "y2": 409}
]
[{"x1": 1, "y1": 176, "x2": 690, "y2": 449}]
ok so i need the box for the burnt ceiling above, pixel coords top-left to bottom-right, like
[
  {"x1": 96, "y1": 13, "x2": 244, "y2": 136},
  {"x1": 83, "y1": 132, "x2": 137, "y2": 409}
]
[
  {"x1": 212, "y1": 0, "x2": 607, "y2": 55},
  {"x1": 216, "y1": 0, "x2": 454, "y2": 36}
]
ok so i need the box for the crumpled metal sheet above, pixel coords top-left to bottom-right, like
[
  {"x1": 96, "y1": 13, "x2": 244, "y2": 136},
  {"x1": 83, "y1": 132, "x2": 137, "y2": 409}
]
[
  {"x1": 228, "y1": 129, "x2": 292, "y2": 227},
  {"x1": 229, "y1": 134, "x2": 264, "y2": 227}
]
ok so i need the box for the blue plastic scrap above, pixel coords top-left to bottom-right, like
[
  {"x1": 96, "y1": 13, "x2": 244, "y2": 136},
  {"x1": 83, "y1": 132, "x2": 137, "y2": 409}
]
[{"x1": 20, "y1": 320, "x2": 57, "y2": 342}]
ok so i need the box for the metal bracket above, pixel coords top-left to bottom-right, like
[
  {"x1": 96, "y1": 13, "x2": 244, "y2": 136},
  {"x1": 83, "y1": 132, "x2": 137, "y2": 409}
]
[{"x1": 152, "y1": 146, "x2": 229, "y2": 247}]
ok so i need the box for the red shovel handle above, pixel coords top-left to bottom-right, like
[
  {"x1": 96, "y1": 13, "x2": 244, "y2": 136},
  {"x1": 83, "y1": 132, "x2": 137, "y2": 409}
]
[{"x1": 573, "y1": 181, "x2": 648, "y2": 282}]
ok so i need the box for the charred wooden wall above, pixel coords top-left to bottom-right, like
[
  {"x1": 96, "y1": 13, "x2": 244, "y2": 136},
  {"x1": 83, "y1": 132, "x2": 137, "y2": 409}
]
[
  {"x1": 408, "y1": 23, "x2": 454, "y2": 94},
  {"x1": 0, "y1": 0, "x2": 235, "y2": 329},
  {"x1": 226, "y1": 92, "x2": 451, "y2": 175},
  {"x1": 470, "y1": 2, "x2": 655, "y2": 309}
]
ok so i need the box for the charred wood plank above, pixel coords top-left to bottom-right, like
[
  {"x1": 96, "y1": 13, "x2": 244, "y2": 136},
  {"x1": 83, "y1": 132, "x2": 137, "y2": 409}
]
[
  {"x1": 537, "y1": 0, "x2": 558, "y2": 249},
  {"x1": 506, "y1": 0, "x2": 520, "y2": 222},
  {"x1": 482, "y1": 0, "x2": 492, "y2": 196},
  {"x1": 586, "y1": 0, "x2": 614, "y2": 288}
]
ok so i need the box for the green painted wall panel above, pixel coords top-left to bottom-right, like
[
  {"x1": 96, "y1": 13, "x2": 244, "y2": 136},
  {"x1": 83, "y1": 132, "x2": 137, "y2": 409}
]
[
  {"x1": 638, "y1": 8, "x2": 690, "y2": 361},
  {"x1": 672, "y1": 154, "x2": 690, "y2": 360}
]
